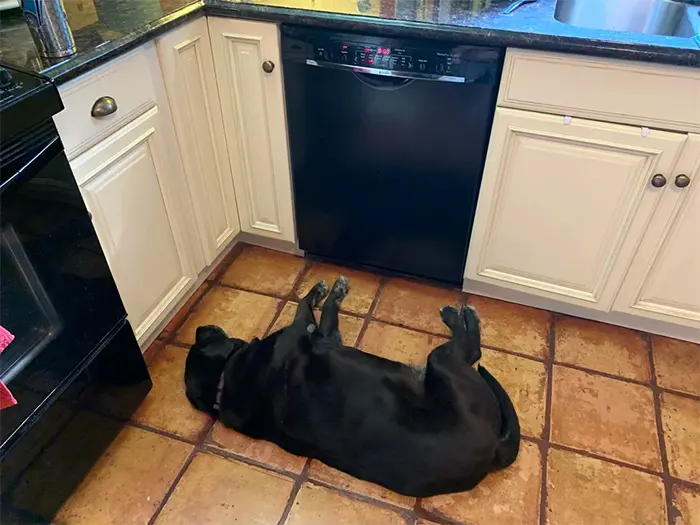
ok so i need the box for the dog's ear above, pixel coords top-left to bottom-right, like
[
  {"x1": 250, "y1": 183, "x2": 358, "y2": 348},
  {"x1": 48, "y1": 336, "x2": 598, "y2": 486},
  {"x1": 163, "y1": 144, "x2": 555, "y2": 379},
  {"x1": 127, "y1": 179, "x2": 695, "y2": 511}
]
[{"x1": 195, "y1": 325, "x2": 229, "y2": 347}]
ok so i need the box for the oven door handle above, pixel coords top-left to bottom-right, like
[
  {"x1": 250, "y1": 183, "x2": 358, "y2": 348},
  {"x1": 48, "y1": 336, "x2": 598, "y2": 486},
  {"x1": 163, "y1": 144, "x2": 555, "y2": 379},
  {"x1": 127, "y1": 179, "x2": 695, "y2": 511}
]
[
  {"x1": 0, "y1": 135, "x2": 62, "y2": 196},
  {"x1": 305, "y1": 59, "x2": 467, "y2": 83}
]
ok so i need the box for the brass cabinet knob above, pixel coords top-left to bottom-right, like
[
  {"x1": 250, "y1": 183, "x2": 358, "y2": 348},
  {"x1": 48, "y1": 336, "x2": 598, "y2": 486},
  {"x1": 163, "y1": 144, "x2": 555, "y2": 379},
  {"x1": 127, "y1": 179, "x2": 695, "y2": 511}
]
[
  {"x1": 262, "y1": 60, "x2": 275, "y2": 73},
  {"x1": 651, "y1": 174, "x2": 667, "y2": 188},
  {"x1": 674, "y1": 174, "x2": 691, "y2": 188},
  {"x1": 91, "y1": 96, "x2": 118, "y2": 117}
]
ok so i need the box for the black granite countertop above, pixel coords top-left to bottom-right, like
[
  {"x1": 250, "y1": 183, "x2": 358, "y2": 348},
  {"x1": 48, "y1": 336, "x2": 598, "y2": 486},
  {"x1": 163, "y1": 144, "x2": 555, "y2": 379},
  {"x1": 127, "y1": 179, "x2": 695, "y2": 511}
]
[{"x1": 0, "y1": 0, "x2": 698, "y2": 85}]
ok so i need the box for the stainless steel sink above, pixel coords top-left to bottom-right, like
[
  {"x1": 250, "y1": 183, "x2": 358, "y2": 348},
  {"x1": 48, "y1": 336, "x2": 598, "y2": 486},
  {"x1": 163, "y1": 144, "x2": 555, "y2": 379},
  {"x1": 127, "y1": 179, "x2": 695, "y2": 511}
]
[{"x1": 554, "y1": 0, "x2": 700, "y2": 37}]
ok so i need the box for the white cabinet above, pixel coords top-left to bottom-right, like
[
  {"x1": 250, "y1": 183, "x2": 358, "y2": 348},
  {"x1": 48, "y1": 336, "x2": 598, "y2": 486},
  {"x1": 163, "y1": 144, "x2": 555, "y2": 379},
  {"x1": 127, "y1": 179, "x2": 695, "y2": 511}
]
[
  {"x1": 613, "y1": 134, "x2": 700, "y2": 330},
  {"x1": 156, "y1": 18, "x2": 241, "y2": 266},
  {"x1": 71, "y1": 96, "x2": 197, "y2": 346},
  {"x1": 208, "y1": 18, "x2": 296, "y2": 243},
  {"x1": 465, "y1": 108, "x2": 687, "y2": 311}
]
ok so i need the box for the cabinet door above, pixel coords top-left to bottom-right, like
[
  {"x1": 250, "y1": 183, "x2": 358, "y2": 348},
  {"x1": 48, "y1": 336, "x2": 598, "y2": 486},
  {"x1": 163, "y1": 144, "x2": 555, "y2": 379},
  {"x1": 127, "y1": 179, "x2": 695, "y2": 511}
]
[
  {"x1": 71, "y1": 107, "x2": 197, "y2": 344},
  {"x1": 156, "y1": 18, "x2": 240, "y2": 266},
  {"x1": 613, "y1": 134, "x2": 700, "y2": 329},
  {"x1": 465, "y1": 108, "x2": 687, "y2": 311},
  {"x1": 208, "y1": 18, "x2": 296, "y2": 243}
]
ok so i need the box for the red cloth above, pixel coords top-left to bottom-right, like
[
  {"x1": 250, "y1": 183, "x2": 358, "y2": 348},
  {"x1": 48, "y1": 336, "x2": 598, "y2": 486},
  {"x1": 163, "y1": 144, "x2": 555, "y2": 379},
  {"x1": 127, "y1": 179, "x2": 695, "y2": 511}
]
[{"x1": 0, "y1": 325, "x2": 17, "y2": 410}]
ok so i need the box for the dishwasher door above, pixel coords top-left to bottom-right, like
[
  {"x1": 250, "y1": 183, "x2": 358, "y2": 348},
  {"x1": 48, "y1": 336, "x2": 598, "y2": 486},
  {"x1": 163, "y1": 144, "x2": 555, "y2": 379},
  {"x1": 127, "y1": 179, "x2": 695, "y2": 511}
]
[{"x1": 282, "y1": 27, "x2": 502, "y2": 284}]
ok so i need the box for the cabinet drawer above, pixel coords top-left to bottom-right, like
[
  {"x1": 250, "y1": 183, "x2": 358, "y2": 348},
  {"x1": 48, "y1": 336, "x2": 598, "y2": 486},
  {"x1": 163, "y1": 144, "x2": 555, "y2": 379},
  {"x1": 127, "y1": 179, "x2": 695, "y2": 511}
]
[
  {"x1": 54, "y1": 47, "x2": 157, "y2": 160},
  {"x1": 498, "y1": 49, "x2": 700, "y2": 134}
]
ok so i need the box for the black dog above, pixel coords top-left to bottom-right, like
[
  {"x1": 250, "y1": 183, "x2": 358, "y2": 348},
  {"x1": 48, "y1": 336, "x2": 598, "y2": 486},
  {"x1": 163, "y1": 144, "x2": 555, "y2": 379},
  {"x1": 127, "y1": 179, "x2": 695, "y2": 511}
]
[{"x1": 184, "y1": 277, "x2": 520, "y2": 497}]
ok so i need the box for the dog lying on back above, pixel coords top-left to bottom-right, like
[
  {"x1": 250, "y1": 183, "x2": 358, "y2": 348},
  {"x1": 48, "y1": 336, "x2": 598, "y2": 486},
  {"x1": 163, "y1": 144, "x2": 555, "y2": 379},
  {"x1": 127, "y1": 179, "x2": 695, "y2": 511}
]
[{"x1": 184, "y1": 277, "x2": 520, "y2": 497}]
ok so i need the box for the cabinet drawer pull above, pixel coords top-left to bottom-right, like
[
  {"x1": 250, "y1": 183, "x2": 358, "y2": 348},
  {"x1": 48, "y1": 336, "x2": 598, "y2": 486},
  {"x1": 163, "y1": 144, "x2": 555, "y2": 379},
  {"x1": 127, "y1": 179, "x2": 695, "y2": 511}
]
[
  {"x1": 262, "y1": 60, "x2": 275, "y2": 74},
  {"x1": 674, "y1": 174, "x2": 690, "y2": 188},
  {"x1": 650, "y1": 174, "x2": 667, "y2": 188},
  {"x1": 91, "y1": 96, "x2": 118, "y2": 117}
]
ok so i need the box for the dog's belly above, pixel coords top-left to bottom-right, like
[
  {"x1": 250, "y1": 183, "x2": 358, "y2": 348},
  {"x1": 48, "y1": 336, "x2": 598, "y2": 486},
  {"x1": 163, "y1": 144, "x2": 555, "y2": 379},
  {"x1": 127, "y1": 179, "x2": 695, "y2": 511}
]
[{"x1": 275, "y1": 390, "x2": 500, "y2": 497}]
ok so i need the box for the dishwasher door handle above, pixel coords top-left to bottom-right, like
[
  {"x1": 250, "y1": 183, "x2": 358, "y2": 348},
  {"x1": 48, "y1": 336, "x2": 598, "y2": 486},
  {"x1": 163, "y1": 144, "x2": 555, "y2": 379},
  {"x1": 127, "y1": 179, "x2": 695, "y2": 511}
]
[{"x1": 305, "y1": 59, "x2": 467, "y2": 83}]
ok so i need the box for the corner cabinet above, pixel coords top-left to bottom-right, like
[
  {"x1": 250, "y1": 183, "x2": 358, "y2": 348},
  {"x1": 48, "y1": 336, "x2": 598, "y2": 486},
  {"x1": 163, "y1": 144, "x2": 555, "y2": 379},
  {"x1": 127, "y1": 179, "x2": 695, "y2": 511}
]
[
  {"x1": 64, "y1": 44, "x2": 201, "y2": 346},
  {"x1": 156, "y1": 18, "x2": 241, "y2": 266},
  {"x1": 208, "y1": 18, "x2": 296, "y2": 243},
  {"x1": 465, "y1": 108, "x2": 687, "y2": 312},
  {"x1": 71, "y1": 106, "x2": 198, "y2": 344}
]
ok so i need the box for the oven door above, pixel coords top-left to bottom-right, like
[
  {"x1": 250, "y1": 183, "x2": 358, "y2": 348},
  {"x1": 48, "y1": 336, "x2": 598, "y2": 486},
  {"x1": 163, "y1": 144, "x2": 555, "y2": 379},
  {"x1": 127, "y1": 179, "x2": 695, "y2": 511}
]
[{"x1": 0, "y1": 120, "x2": 127, "y2": 449}]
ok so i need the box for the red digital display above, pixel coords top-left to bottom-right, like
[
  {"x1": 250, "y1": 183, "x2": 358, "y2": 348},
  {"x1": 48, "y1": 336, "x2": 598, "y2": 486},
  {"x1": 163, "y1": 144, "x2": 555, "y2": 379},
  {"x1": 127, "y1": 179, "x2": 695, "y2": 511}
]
[{"x1": 342, "y1": 45, "x2": 348, "y2": 49}]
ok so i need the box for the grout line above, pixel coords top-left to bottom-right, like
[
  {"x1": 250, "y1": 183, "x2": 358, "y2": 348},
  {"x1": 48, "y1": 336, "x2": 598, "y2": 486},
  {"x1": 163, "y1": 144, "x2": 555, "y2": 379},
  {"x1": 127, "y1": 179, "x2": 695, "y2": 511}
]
[
  {"x1": 670, "y1": 477, "x2": 700, "y2": 490},
  {"x1": 276, "y1": 459, "x2": 311, "y2": 525},
  {"x1": 646, "y1": 333, "x2": 676, "y2": 525},
  {"x1": 127, "y1": 421, "x2": 199, "y2": 446},
  {"x1": 288, "y1": 259, "x2": 315, "y2": 299},
  {"x1": 203, "y1": 445, "x2": 302, "y2": 480},
  {"x1": 549, "y1": 360, "x2": 652, "y2": 386},
  {"x1": 481, "y1": 344, "x2": 547, "y2": 364},
  {"x1": 218, "y1": 281, "x2": 289, "y2": 301},
  {"x1": 548, "y1": 442, "x2": 664, "y2": 478},
  {"x1": 305, "y1": 477, "x2": 415, "y2": 521},
  {"x1": 658, "y1": 387, "x2": 700, "y2": 403},
  {"x1": 158, "y1": 280, "x2": 214, "y2": 351},
  {"x1": 356, "y1": 277, "x2": 388, "y2": 347},
  {"x1": 414, "y1": 498, "x2": 467, "y2": 525},
  {"x1": 538, "y1": 312, "x2": 556, "y2": 525},
  {"x1": 147, "y1": 418, "x2": 216, "y2": 525},
  {"x1": 263, "y1": 299, "x2": 289, "y2": 338}
]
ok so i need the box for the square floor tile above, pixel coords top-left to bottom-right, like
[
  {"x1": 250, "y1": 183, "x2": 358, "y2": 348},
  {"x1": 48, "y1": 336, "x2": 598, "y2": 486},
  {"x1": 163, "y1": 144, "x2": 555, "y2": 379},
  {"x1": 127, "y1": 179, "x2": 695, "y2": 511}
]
[
  {"x1": 14, "y1": 416, "x2": 192, "y2": 524},
  {"x1": 286, "y1": 483, "x2": 406, "y2": 525},
  {"x1": 374, "y1": 279, "x2": 462, "y2": 336},
  {"x1": 155, "y1": 452, "x2": 293, "y2": 524},
  {"x1": 671, "y1": 484, "x2": 700, "y2": 525},
  {"x1": 653, "y1": 336, "x2": 700, "y2": 397},
  {"x1": 295, "y1": 262, "x2": 381, "y2": 315},
  {"x1": 422, "y1": 441, "x2": 541, "y2": 525},
  {"x1": 307, "y1": 460, "x2": 415, "y2": 508},
  {"x1": 481, "y1": 349, "x2": 548, "y2": 439},
  {"x1": 467, "y1": 295, "x2": 550, "y2": 359},
  {"x1": 207, "y1": 421, "x2": 306, "y2": 474},
  {"x1": 550, "y1": 366, "x2": 661, "y2": 470},
  {"x1": 555, "y1": 316, "x2": 650, "y2": 382},
  {"x1": 220, "y1": 245, "x2": 306, "y2": 296},
  {"x1": 271, "y1": 301, "x2": 365, "y2": 346},
  {"x1": 130, "y1": 345, "x2": 211, "y2": 441},
  {"x1": 159, "y1": 281, "x2": 211, "y2": 341},
  {"x1": 206, "y1": 243, "x2": 245, "y2": 282},
  {"x1": 661, "y1": 392, "x2": 700, "y2": 484},
  {"x1": 359, "y1": 322, "x2": 447, "y2": 367},
  {"x1": 546, "y1": 447, "x2": 666, "y2": 525},
  {"x1": 177, "y1": 287, "x2": 280, "y2": 345}
]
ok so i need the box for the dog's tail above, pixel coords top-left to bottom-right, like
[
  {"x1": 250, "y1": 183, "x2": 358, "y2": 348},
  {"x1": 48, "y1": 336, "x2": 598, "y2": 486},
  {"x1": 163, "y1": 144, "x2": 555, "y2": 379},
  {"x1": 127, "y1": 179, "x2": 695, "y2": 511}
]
[{"x1": 478, "y1": 365, "x2": 521, "y2": 471}]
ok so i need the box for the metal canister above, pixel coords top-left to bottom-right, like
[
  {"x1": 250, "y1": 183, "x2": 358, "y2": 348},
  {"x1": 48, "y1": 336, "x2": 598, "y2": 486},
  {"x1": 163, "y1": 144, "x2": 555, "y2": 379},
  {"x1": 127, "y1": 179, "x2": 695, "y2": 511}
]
[{"x1": 22, "y1": 0, "x2": 76, "y2": 58}]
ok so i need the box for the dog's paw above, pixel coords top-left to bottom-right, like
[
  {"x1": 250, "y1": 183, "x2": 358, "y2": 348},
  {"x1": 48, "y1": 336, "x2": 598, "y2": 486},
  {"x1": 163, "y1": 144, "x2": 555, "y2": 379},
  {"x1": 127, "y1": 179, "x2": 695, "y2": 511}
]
[
  {"x1": 440, "y1": 305, "x2": 463, "y2": 331},
  {"x1": 331, "y1": 276, "x2": 349, "y2": 300},
  {"x1": 309, "y1": 280, "x2": 330, "y2": 307}
]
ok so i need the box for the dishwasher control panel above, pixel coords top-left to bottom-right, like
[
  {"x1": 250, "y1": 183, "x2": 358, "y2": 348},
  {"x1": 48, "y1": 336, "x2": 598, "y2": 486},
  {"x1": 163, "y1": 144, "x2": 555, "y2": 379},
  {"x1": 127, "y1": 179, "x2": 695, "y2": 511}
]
[
  {"x1": 282, "y1": 26, "x2": 502, "y2": 83},
  {"x1": 313, "y1": 40, "x2": 460, "y2": 76}
]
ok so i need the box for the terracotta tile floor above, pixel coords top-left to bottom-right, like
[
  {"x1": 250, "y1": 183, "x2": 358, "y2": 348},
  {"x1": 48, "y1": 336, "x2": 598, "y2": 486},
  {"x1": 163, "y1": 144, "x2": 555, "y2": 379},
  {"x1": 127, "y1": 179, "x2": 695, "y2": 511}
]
[{"x1": 12, "y1": 243, "x2": 700, "y2": 525}]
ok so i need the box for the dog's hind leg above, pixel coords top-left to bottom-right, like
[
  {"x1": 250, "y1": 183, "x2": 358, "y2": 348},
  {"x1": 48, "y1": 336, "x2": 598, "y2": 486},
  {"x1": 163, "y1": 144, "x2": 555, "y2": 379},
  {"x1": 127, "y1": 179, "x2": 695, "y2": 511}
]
[
  {"x1": 295, "y1": 280, "x2": 329, "y2": 325},
  {"x1": 438, "y1": 305, "x2": 481, "y2": 366},
  {"x1": 318, "y1": 276, "x2": 348, "y2": 343}
]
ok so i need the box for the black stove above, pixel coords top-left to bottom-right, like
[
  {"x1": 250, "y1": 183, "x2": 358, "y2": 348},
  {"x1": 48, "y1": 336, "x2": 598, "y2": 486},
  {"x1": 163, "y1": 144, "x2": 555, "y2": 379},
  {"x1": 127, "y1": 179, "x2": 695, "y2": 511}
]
[{"x1": 0, "y1": 62, "x2": 152, "y2": 523}]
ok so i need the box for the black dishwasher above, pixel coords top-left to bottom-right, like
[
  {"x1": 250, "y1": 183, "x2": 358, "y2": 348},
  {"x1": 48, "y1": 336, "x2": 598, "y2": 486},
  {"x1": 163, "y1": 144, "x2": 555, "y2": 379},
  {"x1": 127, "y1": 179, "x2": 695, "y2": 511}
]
[{"x1": 282, "y1": 26, "x2": 502, "y2": 284}]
